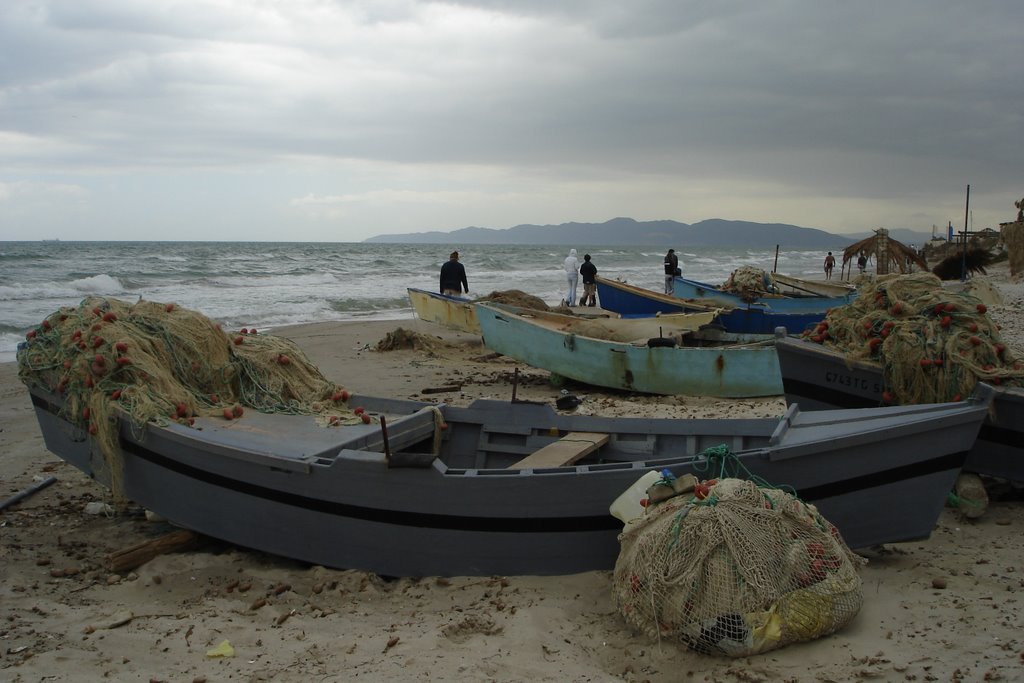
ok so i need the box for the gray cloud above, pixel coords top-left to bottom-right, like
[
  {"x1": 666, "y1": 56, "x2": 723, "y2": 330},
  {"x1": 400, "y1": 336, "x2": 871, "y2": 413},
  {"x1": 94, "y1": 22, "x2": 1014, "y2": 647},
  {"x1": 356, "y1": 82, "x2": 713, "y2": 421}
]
[{"x1": 1, "y1": 0, "x2": 1022, "y2": 241}]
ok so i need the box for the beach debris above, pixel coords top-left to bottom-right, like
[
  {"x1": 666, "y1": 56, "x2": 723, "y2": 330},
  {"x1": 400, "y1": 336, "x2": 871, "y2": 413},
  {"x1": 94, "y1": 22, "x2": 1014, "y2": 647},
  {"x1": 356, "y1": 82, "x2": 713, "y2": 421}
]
[
  {"x1": 951, "y1": 473, "x2": 990, "y2": 519},
  {"x1": 83, "y1": 501, "x2": 115, "y2": 516},
  {"x1": 0, "y1": 475, "x2": 57, "y2": 512},
  {"x1": 82, "y1": 611, "x2": 133, "y2": 632},
  {"x1": 802, "y1": 273, "x2": 1023, "y2": 404},
  {"x1": 555, "y1": 393, "x2": 580, "y2": 411},
  {"x1": 441, "y1": 614, "x2": 503, "y2": 643},
  {"x1": 420, "y1": 384, "x2": 462, "y2": 394},
  {"x1": 205, "y1": 640, "x2": 235, "y2": 658},
  {"x1": 144, "y1": 509, "x2": 166, "y2": 523},
  {"x1": 102, "y1": 610, "x2": 134, "y2": 629},
  {"x1": 374, "y1": 328, "x2": 448, "y2": 355},
  {"x1": 613, "y1": 462, "x2": 864, "y2": 657},
  {"x1": 102, "y1": 529, "x2": 199, "y2": 573}
]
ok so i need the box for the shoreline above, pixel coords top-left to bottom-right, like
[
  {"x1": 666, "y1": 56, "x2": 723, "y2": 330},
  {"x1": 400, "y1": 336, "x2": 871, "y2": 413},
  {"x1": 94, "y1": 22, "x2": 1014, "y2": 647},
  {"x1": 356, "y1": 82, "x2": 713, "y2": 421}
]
[{"x1": 2, "y1": 267, "x2": 1023, "y2": 681}]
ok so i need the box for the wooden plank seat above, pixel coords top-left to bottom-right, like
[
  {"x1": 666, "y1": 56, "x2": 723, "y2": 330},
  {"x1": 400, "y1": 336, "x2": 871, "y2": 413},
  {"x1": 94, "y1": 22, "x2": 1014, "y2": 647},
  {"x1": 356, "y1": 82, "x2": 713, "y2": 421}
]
[{"x1": 507, "y1": 432, "x2": 610, "y2": 469}]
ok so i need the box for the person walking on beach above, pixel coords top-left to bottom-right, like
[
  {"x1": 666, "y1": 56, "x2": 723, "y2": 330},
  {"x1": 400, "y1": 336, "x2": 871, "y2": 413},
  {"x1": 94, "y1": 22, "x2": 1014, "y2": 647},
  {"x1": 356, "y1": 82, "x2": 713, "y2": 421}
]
[
  {"x1": 440, "y1": 250, "x2": 469, "y2": 296},
  {"x1": 664, "y1": 248, "x2": 679, "y2": 295},
  {"x1": 824, "y1": 251, "x2": 836, "y2": 280},
  {"x1": 562, "y1": 248, "x2": 580, "y2": 306},
  {"x1": 857, "y1": 254, "x2": 868, "y2": 274},
  {"x1": 579, "y1": 254, "x2": 597, "y2": 307}
]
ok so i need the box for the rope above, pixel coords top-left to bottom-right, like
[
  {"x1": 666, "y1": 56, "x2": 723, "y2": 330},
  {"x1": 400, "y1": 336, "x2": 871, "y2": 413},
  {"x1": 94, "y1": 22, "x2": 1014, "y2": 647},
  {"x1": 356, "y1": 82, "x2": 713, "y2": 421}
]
[{"x1": 692, "y1": 445, "x2": 797, "y2": 495}]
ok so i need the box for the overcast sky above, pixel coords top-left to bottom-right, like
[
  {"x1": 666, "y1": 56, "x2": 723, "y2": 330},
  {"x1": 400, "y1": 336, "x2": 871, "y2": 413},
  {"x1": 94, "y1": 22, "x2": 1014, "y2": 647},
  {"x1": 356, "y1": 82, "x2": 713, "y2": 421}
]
[{"x1": 1, "y1": 1, "x2": 1022, "y2": 242}]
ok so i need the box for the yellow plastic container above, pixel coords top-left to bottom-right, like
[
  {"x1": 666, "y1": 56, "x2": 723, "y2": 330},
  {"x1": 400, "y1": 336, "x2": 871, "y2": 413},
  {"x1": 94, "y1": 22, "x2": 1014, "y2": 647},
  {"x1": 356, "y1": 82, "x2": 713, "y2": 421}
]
[{"x1": 609, "y1": 470, "x2": 662, "y2": 524}]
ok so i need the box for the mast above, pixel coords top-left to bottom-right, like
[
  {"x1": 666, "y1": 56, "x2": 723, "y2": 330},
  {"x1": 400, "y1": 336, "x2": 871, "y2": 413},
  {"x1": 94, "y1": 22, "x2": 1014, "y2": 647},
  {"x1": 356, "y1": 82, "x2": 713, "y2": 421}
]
[{"x1": 961, "y1": 184, "x2": 970, "y2": 280}]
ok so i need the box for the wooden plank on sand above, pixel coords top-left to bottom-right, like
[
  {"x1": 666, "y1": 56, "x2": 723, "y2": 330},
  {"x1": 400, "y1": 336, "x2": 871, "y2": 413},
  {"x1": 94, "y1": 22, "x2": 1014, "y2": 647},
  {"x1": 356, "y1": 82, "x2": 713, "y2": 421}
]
[
  {"x1": 507, "y1": 432, "x2": 609, "y2": 469},
  {"x1": 103, "y1": 529, "x2": 198, "y2": 572}
]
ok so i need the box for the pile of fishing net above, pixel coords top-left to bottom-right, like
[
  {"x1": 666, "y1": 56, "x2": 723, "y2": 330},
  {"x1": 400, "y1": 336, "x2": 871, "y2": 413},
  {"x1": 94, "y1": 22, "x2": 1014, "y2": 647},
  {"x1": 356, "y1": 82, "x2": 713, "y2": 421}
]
[
  {"x1": 17, "y1": 297, "x2": 361, "y2": 496},
  {"x1": 720, "y1": 266, "x2": 776, "y2": 301},
  {"x1": 613, "y1": 465, "x2": 863, "y2": 657},
  {"x1": 803, "y1": 272, "x2": 1023, "y2": 403},
  {"x1": 475, "y1": 289, "x2": 550, "y2": 311},
  {"x1": 375, "y1": 327, "x2": 450, "y2": 355}
]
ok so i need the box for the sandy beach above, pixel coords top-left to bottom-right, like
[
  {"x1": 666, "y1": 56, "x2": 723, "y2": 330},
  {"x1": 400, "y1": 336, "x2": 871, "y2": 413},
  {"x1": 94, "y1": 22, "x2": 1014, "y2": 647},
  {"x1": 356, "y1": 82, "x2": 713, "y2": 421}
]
[{"x1": 3, "y1": 268, "x2": 1024, "y2": 682}]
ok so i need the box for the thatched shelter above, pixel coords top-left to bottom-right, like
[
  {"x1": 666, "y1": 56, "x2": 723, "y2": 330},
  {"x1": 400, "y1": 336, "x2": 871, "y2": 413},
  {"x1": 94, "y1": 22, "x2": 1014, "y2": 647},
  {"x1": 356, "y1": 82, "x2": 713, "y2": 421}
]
[
  {"x1": 842, "y1": 228, "x2": 927, "y2": 277},
  {"x1": 1001, "y1": 221, "x2": 1024, "y2": 276}
]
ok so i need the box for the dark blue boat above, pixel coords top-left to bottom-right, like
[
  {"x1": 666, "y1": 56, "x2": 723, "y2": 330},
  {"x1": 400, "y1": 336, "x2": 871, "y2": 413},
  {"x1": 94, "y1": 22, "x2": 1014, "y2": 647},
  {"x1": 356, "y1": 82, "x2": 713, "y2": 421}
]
[
  {"x1": 595, "y1": 276, "x2": 823, "y2": 336},
  {"x1": 673, "y1": 274, "x2": 855, "y2": 313}
]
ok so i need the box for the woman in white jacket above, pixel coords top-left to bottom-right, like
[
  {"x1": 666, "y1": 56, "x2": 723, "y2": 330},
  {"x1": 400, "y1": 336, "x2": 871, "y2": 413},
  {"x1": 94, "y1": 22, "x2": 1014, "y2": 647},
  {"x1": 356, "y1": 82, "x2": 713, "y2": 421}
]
[{"x1": 562, "y1": 248, "x2": 579, "y2": 307}]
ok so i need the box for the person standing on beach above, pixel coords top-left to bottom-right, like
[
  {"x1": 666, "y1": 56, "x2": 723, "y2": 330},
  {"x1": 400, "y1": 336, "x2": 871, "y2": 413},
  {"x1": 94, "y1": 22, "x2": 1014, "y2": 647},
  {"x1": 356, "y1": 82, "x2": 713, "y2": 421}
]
[
  {"x1": 664, "y1": 248, "x2": 679, "y2": 294},
  {"x1": 857, "y1": 254, "x2": 868, "y2": 274},
  {"x1": 563, "y1": 248, "x2": 580, "y2": 306},
  {"x1": 579, "y1": 254, "x2": 597, "y2": 307},
  {"x1": 824, "y1": 251, "x2": 836, "y2": 280},
  {"x1": 440, "y1": 250, "x2": 469, "y2": 296}
]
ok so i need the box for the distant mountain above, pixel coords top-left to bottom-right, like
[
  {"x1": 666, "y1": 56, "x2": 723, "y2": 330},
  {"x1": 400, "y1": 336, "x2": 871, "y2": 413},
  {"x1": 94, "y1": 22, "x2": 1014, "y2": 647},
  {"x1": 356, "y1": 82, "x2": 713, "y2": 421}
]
[
  {"x1": 366, "y1": 217, "x2": 859, "y2": 248},
  {"x1": 878, "y1": 228, "x2": 938, "y2": 246}
]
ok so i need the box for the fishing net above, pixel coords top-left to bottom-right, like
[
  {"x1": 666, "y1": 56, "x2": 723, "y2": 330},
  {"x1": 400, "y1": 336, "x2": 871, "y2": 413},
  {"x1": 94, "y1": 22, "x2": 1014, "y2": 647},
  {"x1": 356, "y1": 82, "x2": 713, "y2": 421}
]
[
  {"x1": 801, "y1": 273, "x2": 1023, "y2": 403},
  {"x1": 17, "y1": 297, "x2": 359, "y2": 500},
  {"x1": 475, "y1": 290, "x2": 551, "y2": 311},
  {"x1": 613, "y1": 458, "x2": 863, "y2": 657},
  {"x1": 374, "y1": 327, "x2": 450, "y2": 356},
  {"x1": 720, "y1": 267, "x2": 775, "y2": 301}
]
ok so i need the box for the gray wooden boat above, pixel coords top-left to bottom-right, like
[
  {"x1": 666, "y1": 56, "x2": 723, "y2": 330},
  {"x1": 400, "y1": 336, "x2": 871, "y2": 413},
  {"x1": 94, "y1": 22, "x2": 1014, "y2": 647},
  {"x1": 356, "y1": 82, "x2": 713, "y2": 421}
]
[
  {"x1": 24, "y1": 383, "x2": 990, "y2": 576},
  {"x1": 774, "y1": 333, "x2": 1024, "y2": 482}
]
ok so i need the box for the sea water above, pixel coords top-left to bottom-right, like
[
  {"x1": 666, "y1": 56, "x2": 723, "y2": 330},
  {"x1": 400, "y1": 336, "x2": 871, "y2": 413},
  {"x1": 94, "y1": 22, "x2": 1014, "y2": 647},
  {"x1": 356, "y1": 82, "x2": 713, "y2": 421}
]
[{"x1": 0, "y1": 241, "x2": 832, "y2": 362}]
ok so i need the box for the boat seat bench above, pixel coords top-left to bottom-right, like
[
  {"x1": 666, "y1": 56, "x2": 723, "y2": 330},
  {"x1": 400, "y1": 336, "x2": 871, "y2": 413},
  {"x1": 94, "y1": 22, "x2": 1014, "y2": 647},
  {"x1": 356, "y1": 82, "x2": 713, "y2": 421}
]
[{"x1": 506, "y1": 432, "x2": 610, "y2": 469}]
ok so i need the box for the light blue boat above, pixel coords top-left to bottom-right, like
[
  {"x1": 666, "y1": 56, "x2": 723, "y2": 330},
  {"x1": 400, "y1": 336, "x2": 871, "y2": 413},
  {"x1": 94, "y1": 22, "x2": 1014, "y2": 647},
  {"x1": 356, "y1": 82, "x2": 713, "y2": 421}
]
[
  {"x1": 672, "y1": 274, "x2": 856, "y2": 313},
  {"x1": 474, "y1": 302, "x2": 783, "y2": 397}
]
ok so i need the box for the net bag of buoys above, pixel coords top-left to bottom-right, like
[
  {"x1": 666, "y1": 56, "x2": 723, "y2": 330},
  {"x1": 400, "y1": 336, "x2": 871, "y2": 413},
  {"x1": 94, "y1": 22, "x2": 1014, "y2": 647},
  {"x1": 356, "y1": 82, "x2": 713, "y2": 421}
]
[
  {"x1": 17, "y1": 297, "x2": 361, "y2": 498},
  {"x1": 802, "y1": 272, "x2": 1023, "y2": 404},
  {"x1": 720, "y1": 266, "x2": 776, "y2": 301},
  {"x1": 612, "y1": 470, "x2": 864, "y2": 657}
]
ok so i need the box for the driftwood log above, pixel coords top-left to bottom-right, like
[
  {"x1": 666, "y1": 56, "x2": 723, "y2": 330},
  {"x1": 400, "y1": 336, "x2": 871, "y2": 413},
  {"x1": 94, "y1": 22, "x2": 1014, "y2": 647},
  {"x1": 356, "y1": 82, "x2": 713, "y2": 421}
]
[
  {"x1": 102, "y1": 529, "x2": 198, "y2": 572},
  {"x1": 420, "y1": 385, "x2": 462, "y2": 394}
]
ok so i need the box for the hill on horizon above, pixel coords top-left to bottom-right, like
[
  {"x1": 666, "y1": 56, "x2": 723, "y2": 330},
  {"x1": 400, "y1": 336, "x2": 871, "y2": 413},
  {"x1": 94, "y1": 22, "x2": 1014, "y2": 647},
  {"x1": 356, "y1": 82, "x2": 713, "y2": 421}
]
[{"x1": 364, "y1": 217, "x2": 933, "y2": 248}]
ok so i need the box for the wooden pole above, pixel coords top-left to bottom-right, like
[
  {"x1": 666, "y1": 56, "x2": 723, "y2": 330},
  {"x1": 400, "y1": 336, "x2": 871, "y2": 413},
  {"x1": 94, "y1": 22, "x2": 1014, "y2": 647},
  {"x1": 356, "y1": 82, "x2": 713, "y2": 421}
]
[
  {"x1": 961, "y1": 184, "x2": 970, "y2": 281},
  {"x1": 102, "y1": 529, "x2": 198, "y2": 572},
  {"x1": 772, "y1": 245, "x2": 780, "y2": 273},
  {"x1": 380, "y1": 415, "x2": 392, "y2": 462},
  {"x1": 0, "y1": 476, "x2": 57, "y2": 512}
]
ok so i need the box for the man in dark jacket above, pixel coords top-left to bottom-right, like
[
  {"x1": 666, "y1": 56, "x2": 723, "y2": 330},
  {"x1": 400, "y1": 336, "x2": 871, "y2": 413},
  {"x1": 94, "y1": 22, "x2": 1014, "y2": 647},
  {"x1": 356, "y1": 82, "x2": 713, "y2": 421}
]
[
  {"x1": 579, "y1": 254, "x2": 598, "y2": 307},
  {"x1": 664, "y1": 248, "x2": 679, "y2": 294},
  {"x1": 440, "y1": 251, "x2": 469, "y2": 296}
]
